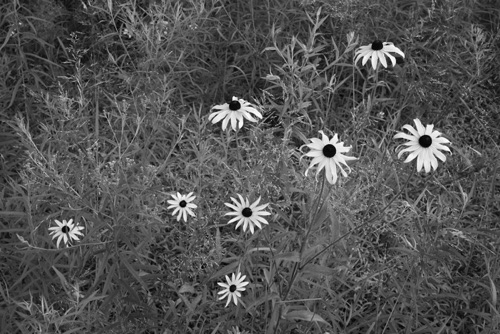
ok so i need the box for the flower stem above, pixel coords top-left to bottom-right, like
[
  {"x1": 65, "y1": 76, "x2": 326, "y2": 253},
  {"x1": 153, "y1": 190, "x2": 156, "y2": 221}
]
[
  {"x1": 280, "y1": 173, "x2": 330, "y2": 314},
  {"x1": 234, "y1": 129, "x2": 243, "y2": 173},
  {"x1": 299, "y1": 171, "x2": 413, "y2": 270}
]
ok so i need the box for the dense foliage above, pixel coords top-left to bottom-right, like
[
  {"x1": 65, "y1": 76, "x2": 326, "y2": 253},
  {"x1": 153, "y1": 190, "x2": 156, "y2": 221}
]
[{"x1": 1, "y1": 0, "x2": 499, "y2": 333}]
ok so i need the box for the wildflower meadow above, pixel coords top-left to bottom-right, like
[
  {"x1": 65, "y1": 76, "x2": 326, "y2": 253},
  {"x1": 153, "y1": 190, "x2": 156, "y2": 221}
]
[{"x1": 1, "y1": 0, "x2": 500, "y2": 333}]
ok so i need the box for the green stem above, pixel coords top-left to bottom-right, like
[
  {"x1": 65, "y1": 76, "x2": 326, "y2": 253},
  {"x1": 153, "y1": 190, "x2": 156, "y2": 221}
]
[
  {"x1": 300, "y1": 173, "x2": 328, "y2": 256},
  {"x1": 274, "y1": 174, "x2": 330, "y2": 333},
  {"x1": 234, "y1": 129, "x2": 243, "y2": 174},
  {"x1": 299, "y1": 170, "x2": 413, "y2": 270}
]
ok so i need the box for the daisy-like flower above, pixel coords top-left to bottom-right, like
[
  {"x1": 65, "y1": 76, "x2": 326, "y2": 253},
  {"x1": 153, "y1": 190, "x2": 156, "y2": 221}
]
[
  {"x1": 303, "y1": 131, "x2": 357, "y2": 185},
  {"x1": 217, "y1": 272, "x2": 249, "y2": 307},
  {"x1": 167, "y1": 192, "x2": 197, "y2": 222},
  {"x1": 208, "y1": 96, "x2": 263, "y2": 131},
  {"x1": 224, "y1": 194, "x2": 271, "y2": 234},
  {"x1": 394, "y1": 118, "x2": 451, "y2": 173},
  {"x1": 354, "y1": 40, "x2": 405, "y2": 70},
  {"x1": 48, "y1": 219, "x2": 84, "y2": 248}
]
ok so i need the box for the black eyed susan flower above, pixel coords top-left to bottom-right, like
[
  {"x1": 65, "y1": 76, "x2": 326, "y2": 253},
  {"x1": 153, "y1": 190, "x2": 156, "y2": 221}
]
[
  {"x1": 217, "y1": 272, "x2": 249, "y2": 307},
  {"x1": 303, "y1": 131, "x2": 357, "y2": 185},
  {"x1": 355, "y1": 40, "x2": 405, "y2": 70},
  {"x1": 224, "y1": 194, "x2": 270, "y2": 234},
  {"x1": 208, "y1": 96, "x2": 263, "y2": 131},
  {"x1": 167, "y1": 192, "x2": 197, "y2": 222},
  {"x1": 394, "y1": 118, "x2": 451, "y2": 173},
  {"x1": 48, "y1": 219, "x2": 84, "y2": 248}
]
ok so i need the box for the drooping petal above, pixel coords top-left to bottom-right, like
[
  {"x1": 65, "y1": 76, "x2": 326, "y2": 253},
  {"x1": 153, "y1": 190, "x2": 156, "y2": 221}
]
[
  {"x1": 433, "y1": 137, "x2": 451, "y2": 146},
  {"x1": 306, "y1": 138, "x2": 326, "y2": 150},
  {"x1": 326, "y1": 159, "x2": 338, "y2": 184},
  {"x1": 383, "y1": 51, "x2": 396, "y2": 67},
  {"x1": 422, "y1": 149, "x2": 432, "y2": 173},
  {"x1": 416, "y1": 151, "x2": 424, "y2": 172},
  {"x1": 400, "y1": 124, "x2": 420, "y2": 138},
  {"x1": 382, "y1": 43, "x2": 405, "y2": 57},
  {"x1": 55, "y1": 235, "x2": 64, "y2": 248},
  {"x1": 209, "y1": 110, "x2": 230, "y2": 123},
  {"x1": 221, "y1": 114, "x2": 230, "y2": 130},
  {"x1": 230, "y1": 113, "x2": 239, "y2": 131},
  {"x1": 362, "y1": 51, "x2": 372, "y2": 66},
  {"x1": 371, "y1": 51, "x2": 379, "y2": 70},
  {"x1": 403, "y1": 148, "x2": 421, "y2": 163},
  {"x1": 429, "y1": 151, "x2": 439, "y2": 171},
  {"x1": 394, "y1": 132, "x2": 417, "y2": 141},
  {"x1": 241, "y1": 111, "x2": 257, "y2": 123},
  {"x1": 431, "y1": 146, "x2": 447, "y2": 162},
  {"x1": 314, "y1": 158, "x2": 328, "y2": 179},
  {"x1": 378, "y1": 50, "x2": 388, "y2": 68},
  {"x1": 305, "y1": 149, "x2": 324, "y2": 158},
  {"x1": 243, "y1": 106, "x2": 262, "y2": 119}
]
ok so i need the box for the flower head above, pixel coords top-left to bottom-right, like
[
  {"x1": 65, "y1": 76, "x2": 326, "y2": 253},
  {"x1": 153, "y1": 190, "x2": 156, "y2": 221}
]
[
  {"x1": 394, "y1": 119, "x2": 451, "y2": 173},
  {"x1": 48, "y1": 219, "x2": 84, "y2": 248},
  {"x1": 217, "y1": 272, "x2": 249, "y2": 307},
  {"x1": 167, "y1": 192, "x2": 197, "y2": 222},
  {"x1": 224, "y1": 194, "x2": 270, "y2": 234},
  {"x1": 208, "y1": 96, "x2": 262, "y2": 131},
  {"x1": 354, "y1": 40, "x2": 405, "y2": 70},
  {"x1": 303, "y1": 131, "x2": 357, "y2": 185}
]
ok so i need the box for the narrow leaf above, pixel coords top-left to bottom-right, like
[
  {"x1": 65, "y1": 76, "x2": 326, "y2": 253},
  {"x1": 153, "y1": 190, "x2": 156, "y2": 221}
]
[
  {"x1": 283, "y1": 310, "x2": 328, "y2": 324},
  {"x1": 301, "y1": 263, "x2": 335, "y2": 276}
]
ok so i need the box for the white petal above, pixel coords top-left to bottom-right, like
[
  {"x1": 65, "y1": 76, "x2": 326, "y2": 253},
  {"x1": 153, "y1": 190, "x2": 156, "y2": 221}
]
[
  {"x1": 377, "y1": 51, "x2": 388, "y2": 68},
  {"x1": 371, "y1": 51, "x2": 379, "y2": 70},
  {"x1": 413, "y1": 119, "x2": 426, "y2": 136},
  {"x1": 305, "y1": 150, "x2": 324, "y2": 158},
  {"x1": 361, "y1": 51, "x2": 373, "y2": 66},
  {"x1": 424, "y1": 124, "x2": 435, "y2": 135},
  {"x1": 403, "y1": 148, "x2": 421, "y2": 163},
  {"x1": 394, "y1": 132, "x2": 417, "y2": 141},
  {"x1": 430, "y1": 152, "x2": 439, "y2": 171},
  {"x1": 433, "y1": 136, "x2": 451, "y2": 145},
  {"x1": 241, "y1": 111, "x2": 257, "y2": 123},
  {"x1": 221, "y1": 115, "x2": 230, "y2": 130},
  {"x1": 401, "y1": 124, "x2": 420, "y2": 138},
  {"x1": 382, "y1": 43, "x2": 405, "y2": 57},
  {"x1": 431, "y1": 146, "x2": 447, "y2": 162},
  {"x1": 230, "y1": 113, "x2": 238, "y2": 131},
  {"x1": 242, "y1": 106, "x2": 262, "y2": 119},
  {"x1": 209, "y1": 110, "x2": 229, "y2": 123}
]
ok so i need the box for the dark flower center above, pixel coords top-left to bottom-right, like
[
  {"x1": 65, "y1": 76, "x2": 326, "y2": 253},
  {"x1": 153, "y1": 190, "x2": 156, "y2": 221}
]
[
  {"x1": 229, "y1": 284, "x2": 237, "y2": 292},
  {"x1": 229, "y1": 100, "x2": 241, "y2": 111},
  {"x1": 323, "y1": 144, "x2": 337, "y2": 158},
  {"x1": 62, "y1": 226, "x2": 70, "y2": 234},
  {"x1": 419, "y1": 135, "x2": 432, "y2": 148},
  {"x1": 179, "y1": 200, "x2": 187, "y2": 208},
  {"x1": 371, "y1": 40, "x2": 383, "y2": 50},
  {"x1": 242, "y1": 207, "x2": 253, "y2": 217}
]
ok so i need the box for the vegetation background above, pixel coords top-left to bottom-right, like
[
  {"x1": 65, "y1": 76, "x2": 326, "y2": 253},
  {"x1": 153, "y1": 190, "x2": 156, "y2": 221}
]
[{"x1": 0, "y1": 0, "x2": 499, "y2": 333}]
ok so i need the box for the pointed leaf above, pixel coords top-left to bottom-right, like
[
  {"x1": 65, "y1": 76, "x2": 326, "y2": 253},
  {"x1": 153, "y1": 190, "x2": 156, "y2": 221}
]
[
  {"x1": 207, "y1": 261, "x2": 239, "y2": 281},
  {"x1": 283, "y1": 310, "x2": 328, "y2": 324}
]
